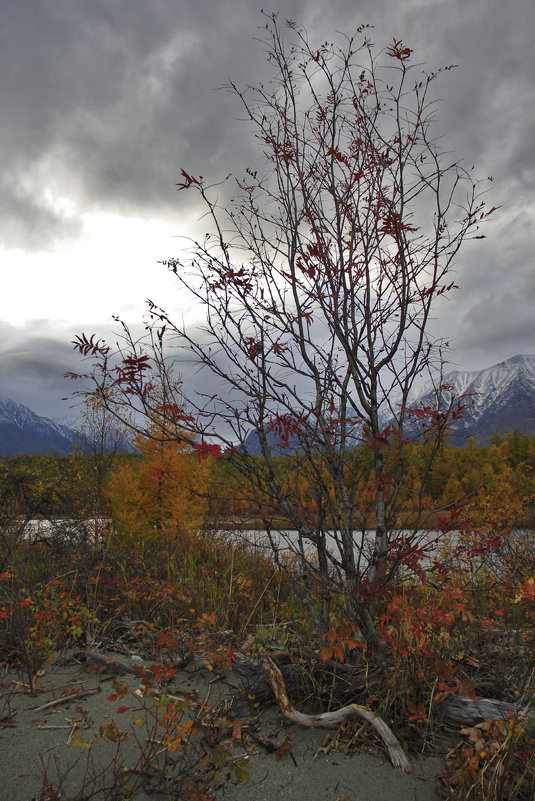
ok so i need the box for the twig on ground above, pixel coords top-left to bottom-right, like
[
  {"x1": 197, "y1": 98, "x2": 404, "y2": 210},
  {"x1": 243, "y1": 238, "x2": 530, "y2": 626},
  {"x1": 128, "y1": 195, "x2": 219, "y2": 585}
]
[{"x1": 30, "y1": 687, "x2": 100, "y2": 712}]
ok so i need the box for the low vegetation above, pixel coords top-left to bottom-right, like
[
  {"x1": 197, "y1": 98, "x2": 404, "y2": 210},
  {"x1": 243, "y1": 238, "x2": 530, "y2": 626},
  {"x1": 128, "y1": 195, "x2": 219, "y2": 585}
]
[{"x1": 1, "y1": 432, "x2": 535, "y2": 799}]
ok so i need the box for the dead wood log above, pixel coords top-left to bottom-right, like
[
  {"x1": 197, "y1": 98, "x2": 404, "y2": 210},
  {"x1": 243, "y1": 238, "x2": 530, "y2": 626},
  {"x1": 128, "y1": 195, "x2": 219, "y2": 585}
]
[
  {"x1": 76, "y1": 651, "x2": 137, "y2": 675},
  {"x1": 232, "y1": 652, "x2": 302, "y2": 708},
  {"x1": 440, "y1": 695, "x2": 532, "y2": 729},
  {"x1": 260, "y1": 654, "x2": 411, "y2": 774}
]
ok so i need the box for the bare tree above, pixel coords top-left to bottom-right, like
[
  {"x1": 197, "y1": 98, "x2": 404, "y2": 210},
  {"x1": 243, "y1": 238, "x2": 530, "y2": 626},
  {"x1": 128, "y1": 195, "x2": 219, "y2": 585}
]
[
  {"x1": 70, "y1": 15, "x2": 493, "y2": 657},
  {"x1": 74, "y1": 391, "x2": 132, "y2": 521}
]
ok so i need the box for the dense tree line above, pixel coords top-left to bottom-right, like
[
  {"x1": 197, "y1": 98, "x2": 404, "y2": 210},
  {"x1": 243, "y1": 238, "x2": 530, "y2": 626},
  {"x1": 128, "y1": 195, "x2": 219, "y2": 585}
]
[
  {"x1": 2, "y1": 429, "x2": 534, "y2": 529},
  {"x1": 210, "y1": 430, "x2": 535, "y2": 530}
]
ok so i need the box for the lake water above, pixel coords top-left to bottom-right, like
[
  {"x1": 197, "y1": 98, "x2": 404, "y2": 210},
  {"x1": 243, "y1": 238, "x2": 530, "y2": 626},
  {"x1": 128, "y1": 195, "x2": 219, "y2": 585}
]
[
  {"x1": 218, "y1": 526, "x2": 447, "y2": 567},
  {"x1": 15, "y1": 520, "x2": 530, "y2": 579},
  {"x1": 16, "y1": 520, "x2": 438, "y2": 568},
  {"x1": 16, "y1": 519, "x2": 447, "y2": 553}
]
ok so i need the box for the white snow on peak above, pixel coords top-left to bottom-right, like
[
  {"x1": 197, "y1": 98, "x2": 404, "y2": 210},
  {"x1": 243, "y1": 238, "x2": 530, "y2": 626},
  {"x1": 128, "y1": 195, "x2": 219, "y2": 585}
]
[
  {"x1": 416, "y1": 354, "x2": 535, "y2": 421},
  {"x1": 0, "y1": 396, "x2": 73, "y2": 437}
]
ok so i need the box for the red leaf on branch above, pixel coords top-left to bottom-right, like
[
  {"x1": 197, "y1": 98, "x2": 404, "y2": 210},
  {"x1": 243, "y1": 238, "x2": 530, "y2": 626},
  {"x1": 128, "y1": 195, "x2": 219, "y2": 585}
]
[
  {"x1": 64, "y1": 371, "x2": 89, "y2": 380},
  {"x1": 300, "y1": 311, "x2": 313, "y2": 328},
  {"x1": 192, "y1": 441, "x2": 222, "y2": 461},
  {"x1": 296, "y1": 257, "x2": 316, "y2": 279},
  {"x1": 177, "y1": 169, "x2": 201, "y2": 190},
  {"x1": 210, "y1": 265, "x2": 253, "y2": 292},
  {"x1": 72, "y1": 333, "x2": 110, "y2": 357},
  {"x1": 121, "y1": 355, "x2": 151, "y2": 372},
  {"x1": 364, "y1": 424, "x2": 395, "y2": 450},
  {"x1": 243, "y1": 337, "x2": 262, "y2": 360},
  {"x1": 113, "y1": 355, "x2": 152, "y2": 388},
  {"x1": 387, "y1": 39, "x2": 413, "y2": 61},
  {"x1": 326, "y1": 146, "x2": 350, "y2": 166},
  {"x1": 268, "y1": 411, "x2": 310, "y2": 447},
  {"x1": 157, "y1": 404, "x2": 195, "y2": 424},
  {"x1": 387, "y1": 536, "x2": 427, "y2": 582},
  {"x1": 321, "y1": 644, "x2": 345, "y2": 662}
]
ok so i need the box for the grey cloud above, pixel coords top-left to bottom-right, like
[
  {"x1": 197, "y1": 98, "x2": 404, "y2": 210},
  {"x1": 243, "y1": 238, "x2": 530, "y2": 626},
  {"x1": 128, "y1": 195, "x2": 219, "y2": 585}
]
[
  {"x1": 0, "y1": 176, "x2": 82, "y2": 250},
  {"x1": 442, "y1": 211, "x2": 535, "y2": 367},
  {"x1": 0, "y1": 0, "x2": 268, "y2": 235},
  {"x1": 1, "y1": 0, "x2": 533, "y2": 403},
  {"x1": 389, "y1": 0, "x2": 535, "y2": 194},
  {"x1": 9, "y1": 0, "x2": 532, "y2": 240},
  {"x1": 0, "y1": 321, "x2": 78, "y2": 418},
  {"x1": 0, "y1": 319, "x2": 126, "y2": 420},
  {"x1": 0, "y1": 316, "x2": 204, "y2": 420},
  {"x1": 456, "y1": 291, "x2": 535, "y2": 365}
]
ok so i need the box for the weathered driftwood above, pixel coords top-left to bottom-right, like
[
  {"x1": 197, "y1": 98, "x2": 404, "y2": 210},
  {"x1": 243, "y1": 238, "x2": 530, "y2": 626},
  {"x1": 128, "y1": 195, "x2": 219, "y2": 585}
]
[
  {"x1": 440, "y1": 695, "x2": 531, "y2": 728},
  {"x1": 260, "y1": 654, "x2": 412, "y2": 774},
  {"x1": 232, "y1": 652, "x2": 302, "y2": 707},
  {"x1": 77, "y1": 651, "x2": 137, "y2": 675}
]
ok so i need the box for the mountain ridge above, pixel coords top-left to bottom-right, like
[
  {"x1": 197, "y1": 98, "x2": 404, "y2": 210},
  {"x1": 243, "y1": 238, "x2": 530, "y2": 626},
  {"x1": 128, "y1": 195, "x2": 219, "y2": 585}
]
[
  {"x1": 2, "y1": 354, "x2": 535, "y2": 455},
  {"x1": 410, "y1": 354, "x2": 535, "y2": 444},
  {"x1": 0, "y1": 396, "x2": 77, "y2": 456},
  {"x1": 244, "y1": 354, "x2": 535, "y2": 454}
]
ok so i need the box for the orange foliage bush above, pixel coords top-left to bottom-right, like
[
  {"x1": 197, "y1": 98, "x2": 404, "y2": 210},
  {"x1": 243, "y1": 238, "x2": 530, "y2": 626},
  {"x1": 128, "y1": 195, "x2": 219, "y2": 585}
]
[{"x1": 107, "y1": 422, "x2": 211, "y2": 546}]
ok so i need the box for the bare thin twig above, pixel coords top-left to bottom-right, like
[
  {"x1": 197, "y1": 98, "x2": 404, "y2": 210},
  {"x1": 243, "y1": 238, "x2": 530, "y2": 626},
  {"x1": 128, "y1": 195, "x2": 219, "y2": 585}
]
[{"x1": 30, "y1": 687, "x2": 100, "y2": 712}]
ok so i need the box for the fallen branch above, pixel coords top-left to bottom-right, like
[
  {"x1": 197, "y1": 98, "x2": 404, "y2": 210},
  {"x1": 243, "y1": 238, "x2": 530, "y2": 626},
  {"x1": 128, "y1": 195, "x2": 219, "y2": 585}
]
[
  {"x1": 440, "y1": 695, "x2": 532, "y2": 728},
  {"x1": 260, "y1": 654, "x2": 411, "y2": 773},
  {"x1": 30, "y1": 687, "x2": 100, "y2": 712},
  {"x1": 77, "y1": 651, "x2": 137, "y2": 675}
]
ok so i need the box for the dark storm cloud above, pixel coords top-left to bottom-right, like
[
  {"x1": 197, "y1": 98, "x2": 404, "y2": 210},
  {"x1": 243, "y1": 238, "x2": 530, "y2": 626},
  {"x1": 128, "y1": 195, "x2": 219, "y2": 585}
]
[
  {"x1": 0, "y1": 0, "x2": 268, "y2": 246},
  {"x1": 1, "y1": 0, "x2": 533, "y2": 415},
  {"x1": 0, "y1": 320, "x2": 80, "y2": 419},
  {"x1": 0, "y1": 319, "x2": 158, "y2": 421},
  {"x1": 0, "y1": 316, "x2": 209, "y2": 421},
  {"x1": 0, "y1": 317, "x2": 219, "y2": 429},
  {"x1": 2, "y1": 0, "x2": 532, "y2": 234},
  {"x1": 0, "y1": 176, "x2": 82, "y2": 250}
]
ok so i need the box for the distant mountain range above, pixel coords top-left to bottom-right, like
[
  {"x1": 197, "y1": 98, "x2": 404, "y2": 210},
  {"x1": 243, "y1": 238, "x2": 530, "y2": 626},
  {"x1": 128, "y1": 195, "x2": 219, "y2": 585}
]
[
  {"x1": 244, "y1": 354, "x2": 535, "y2": 454},
  {"x1": 2, "y1": 355, "x2": 535, "y2": 456},
  {"x1": 0, "y1": 397, "x2": 77, "y2": 456},
  {"x1": 410, "y1": 354, "x2": 535, "y2": 445}
]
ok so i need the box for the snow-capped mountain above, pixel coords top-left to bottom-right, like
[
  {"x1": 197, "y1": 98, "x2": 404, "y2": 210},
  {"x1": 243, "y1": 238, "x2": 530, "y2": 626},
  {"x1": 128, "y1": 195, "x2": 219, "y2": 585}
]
[
  {"x1": 2, "y1": 354, "x2": 534, "y2": 456},
  {"x1": 244, "y1": 355, "x2": 535, "y2": 453},
  {"x1": 408, "y1": 354, "x2": 535, "y2": 444},
  {"x1": 0, "y1": 397, "x2": 77, "y2": 456}
]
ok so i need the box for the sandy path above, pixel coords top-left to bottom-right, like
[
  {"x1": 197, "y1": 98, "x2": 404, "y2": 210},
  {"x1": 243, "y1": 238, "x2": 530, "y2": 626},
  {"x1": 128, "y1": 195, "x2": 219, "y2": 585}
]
[{"x1": 0, "y1": 651, "x2": 442, "y2": 800}]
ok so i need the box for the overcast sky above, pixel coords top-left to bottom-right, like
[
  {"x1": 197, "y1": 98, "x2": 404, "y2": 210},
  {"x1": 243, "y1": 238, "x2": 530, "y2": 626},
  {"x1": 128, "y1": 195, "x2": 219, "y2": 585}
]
[{"x1": 1, "y1": 0, "x2": 534, "y2": 420}]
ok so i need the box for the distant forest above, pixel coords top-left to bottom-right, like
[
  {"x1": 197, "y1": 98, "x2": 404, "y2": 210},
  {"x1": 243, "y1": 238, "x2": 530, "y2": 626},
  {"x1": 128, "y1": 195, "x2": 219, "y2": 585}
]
[{"x1": 2, "y1": 429, "x2": 534, "y2": 530}]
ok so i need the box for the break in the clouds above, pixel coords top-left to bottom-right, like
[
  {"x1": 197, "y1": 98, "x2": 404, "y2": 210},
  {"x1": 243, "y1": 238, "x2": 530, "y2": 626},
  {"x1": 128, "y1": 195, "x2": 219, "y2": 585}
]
[
  {"x1": 0, "y1": 0, "x2": 264, "y2": 241},
  {"x1": 1, "y1": 0, "x2": 534, "y2": 417}
]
